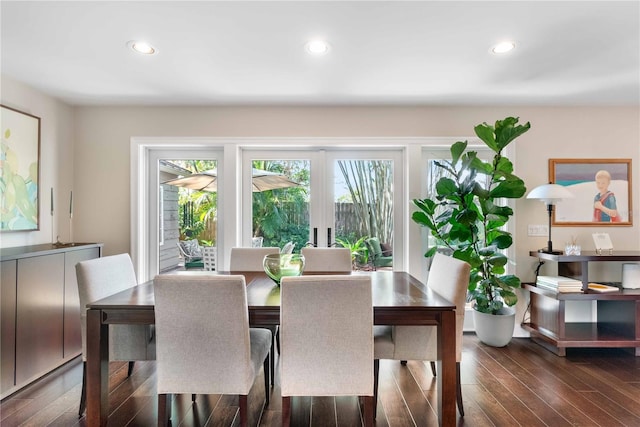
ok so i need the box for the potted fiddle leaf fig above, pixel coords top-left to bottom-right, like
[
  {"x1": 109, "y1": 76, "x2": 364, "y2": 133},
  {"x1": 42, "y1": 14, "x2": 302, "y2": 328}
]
[{"x1": 412, "y1": 117, "x2": 530, "y2": 347}]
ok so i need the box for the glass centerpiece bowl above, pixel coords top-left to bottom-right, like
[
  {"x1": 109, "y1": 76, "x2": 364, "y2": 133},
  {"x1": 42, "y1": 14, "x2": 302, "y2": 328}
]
[{"x1": 263, "y1": 253, "x2": 305, "y2": 286}]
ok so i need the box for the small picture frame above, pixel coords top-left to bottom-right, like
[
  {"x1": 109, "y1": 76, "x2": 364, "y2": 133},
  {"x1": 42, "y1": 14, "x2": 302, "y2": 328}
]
[
  {"x1": 592, "y1": 232, "x2": 613, "y2": 255},
  {"x1": 550, "y1": 158, "x2": 632, "y2": 226}
]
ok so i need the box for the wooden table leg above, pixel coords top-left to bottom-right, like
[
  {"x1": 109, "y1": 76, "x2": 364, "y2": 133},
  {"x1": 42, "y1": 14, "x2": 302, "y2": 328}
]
[
  {"x1": 87, "y1": 309, "x2": 109, "y2": 426},
  {"x1": 437, "y1": 309, "x2": 456, "y2": 427}
]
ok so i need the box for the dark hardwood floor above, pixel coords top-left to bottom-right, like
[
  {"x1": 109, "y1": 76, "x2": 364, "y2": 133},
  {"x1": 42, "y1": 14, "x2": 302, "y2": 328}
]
[{"x1": 3, "y1": 335, "x2": 640, "y2": 426}]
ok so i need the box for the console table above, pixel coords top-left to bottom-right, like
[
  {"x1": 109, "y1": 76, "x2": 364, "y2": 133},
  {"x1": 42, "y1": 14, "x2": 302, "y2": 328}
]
[
  {"x1": 0, "y1": 243, "x2": 102, "y2": 398},
  {"x1": 522, "y1": 251, "x2": 640, "y2": 356}
]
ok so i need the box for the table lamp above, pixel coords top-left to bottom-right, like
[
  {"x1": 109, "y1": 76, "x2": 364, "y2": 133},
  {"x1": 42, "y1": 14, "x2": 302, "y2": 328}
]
[{"x1": 526, "y1": 183, "x2": 574, "y2": 254}]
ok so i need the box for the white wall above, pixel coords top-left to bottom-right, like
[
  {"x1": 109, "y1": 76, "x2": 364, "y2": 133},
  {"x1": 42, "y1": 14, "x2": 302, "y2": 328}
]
[
  {"x1": 3, "y1": 76, "x2": 639, "y2": 286},
  {"x1": 1, "y1": 75, "x2": 75, "y2": 248}
]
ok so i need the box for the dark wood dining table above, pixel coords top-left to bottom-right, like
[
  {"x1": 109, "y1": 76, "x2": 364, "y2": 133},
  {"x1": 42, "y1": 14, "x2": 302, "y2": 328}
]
[{"x1": 86, "y1": 270, "x2": 457, "y2": 426}]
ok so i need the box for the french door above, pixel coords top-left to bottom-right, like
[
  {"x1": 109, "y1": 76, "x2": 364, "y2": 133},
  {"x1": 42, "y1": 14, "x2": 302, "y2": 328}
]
[
  {"x1": 241, "y1": 148, "x2": 404, "y2": 268},
  {"x1": 146, "y1": 148, "x2": 223, "y2": 276}
]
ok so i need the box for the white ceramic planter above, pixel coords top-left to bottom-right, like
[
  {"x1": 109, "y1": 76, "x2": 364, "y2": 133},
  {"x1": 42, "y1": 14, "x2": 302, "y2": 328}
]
[{"x1": 473, "y1": 306, "x2": 516, "y2": 347}]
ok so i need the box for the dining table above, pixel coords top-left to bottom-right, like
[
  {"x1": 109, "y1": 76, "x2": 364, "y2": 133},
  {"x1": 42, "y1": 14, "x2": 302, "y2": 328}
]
[{"x1": 85, "y1": 270, "x2": 457, "y2": 426}]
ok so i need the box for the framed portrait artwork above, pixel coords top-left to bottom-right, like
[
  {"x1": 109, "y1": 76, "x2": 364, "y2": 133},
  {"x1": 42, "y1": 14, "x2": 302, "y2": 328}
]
[
  {"x1": 1, "y1": 105, "x2": 41, "y2": 231},
  {"x1": 550, "y1": 158, "x2": 632, "y2": 226}
]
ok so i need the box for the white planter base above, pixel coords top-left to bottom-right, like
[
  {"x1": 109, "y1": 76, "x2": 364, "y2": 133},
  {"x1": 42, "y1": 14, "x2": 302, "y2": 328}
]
[{"x1": 473, "y1": 306, "x2": 516, "y2": 347}]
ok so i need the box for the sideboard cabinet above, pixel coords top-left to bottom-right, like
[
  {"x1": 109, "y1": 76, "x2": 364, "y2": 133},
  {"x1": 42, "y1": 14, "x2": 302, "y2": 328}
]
[
  {"x1": 522, "y1": 251, "x2": 640, "y2": 356},
  {"x1": 0, "y1": 243, "x2": 102, "y2": 398}
]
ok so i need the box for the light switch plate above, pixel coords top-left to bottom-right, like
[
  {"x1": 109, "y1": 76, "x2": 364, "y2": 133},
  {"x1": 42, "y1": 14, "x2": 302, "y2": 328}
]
[{"x1": 528, "y1": 224, "x2": 548, "y2": 237}]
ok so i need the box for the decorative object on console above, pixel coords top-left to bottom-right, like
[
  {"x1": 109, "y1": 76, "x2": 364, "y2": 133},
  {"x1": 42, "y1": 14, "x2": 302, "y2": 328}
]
[
  {"x1": 622, "y1": 263, "x2": 640, "y2": 289},
  {"x1": 527, "y1": 183, "x2": 574, "y2": 254},
  {"x1": 592, "y1": 232, "x2": 614, "y2": 255}
]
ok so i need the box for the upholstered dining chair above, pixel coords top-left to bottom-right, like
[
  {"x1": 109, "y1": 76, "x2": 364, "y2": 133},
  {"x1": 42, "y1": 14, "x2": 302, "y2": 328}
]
[
  {"x1": 229, "y1": 247, "x2": 279, "y2": 272},
  {"x1": 280, "y1": 275, "x2": 374, "y2": 427},
  {"x1": 300, "y1": 247, "x2": 352, "y2": 273},
  {"x1": 153, "y1": 274, "x2": 271, "y2": 427},
  {"x1": 374, "y1": 252, "x2": 470, "y2": 416},
  {"x1": 75, "y1": 253, "x2": 156, "y2": 417},
  {"x1": 229, "y1": 246, "x2": 280, "y2": 384}
]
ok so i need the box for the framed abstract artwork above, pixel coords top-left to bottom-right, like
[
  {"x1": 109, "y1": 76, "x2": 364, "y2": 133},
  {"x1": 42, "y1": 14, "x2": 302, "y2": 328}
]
[
  {"x1": 1, "y1": 105, "x2": 41, "y2": 231},
  {"x1": 550, "y1": 158, "x2": 632, "y2": 226}
]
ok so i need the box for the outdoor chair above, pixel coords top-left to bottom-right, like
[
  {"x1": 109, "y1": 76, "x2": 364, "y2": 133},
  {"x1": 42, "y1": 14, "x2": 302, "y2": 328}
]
[
  {"x1": 366, "y1": 237, "x2": 393, "y2": 269},
  {"x1": 177, "y1": 239, "x2": 204, "y2": 269},
  {"x1": 202, "y1": 246, "x2": 217, "y2": 271}
]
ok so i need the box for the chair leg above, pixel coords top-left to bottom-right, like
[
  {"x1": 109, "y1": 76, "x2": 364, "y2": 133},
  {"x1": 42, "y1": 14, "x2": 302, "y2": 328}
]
[
  {"x1": 457, "y1": 362, "x2": 464, "y2": 417},
  {"x1": 373, "y1": 359, "x2": 380, "y2": 418},
  {"x1": 128, "y1": 361, "x2": 135, "y2": 377},
  {"x1": 362, "y1": 395, "x2": 374, "y2": 427},
  {"x1": 430, "y1": 361, "x2": 437, "y2": 376},
  {"x1": 239, "y1": 394, "x2": 248, "y2": 427},
  {"x1": 282, "y1": 396, "x2": 291, "y2": 427},
  {"x1": 158, "y1": 393, "x2": 171, "y2": 427},
  {"x1": 263, "y1": 352, "x2": 270, "y2": 406},
  {"x1": 271, "y1": 331, "x2": 276, "y2": 387},
  {"x1": 192, "y1": 394, "x2": 196, "y2": 402},
  {"x1": 78, "y1": 362, "x2": 87, "y2": 417}
]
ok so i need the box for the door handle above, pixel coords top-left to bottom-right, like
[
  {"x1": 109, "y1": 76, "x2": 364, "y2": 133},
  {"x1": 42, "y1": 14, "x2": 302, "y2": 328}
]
[
  {"x1": 327, "y1": 228, "x2": 332, "y2": 247},
  {"x1": 313, "y1": 228, "x2": 318, "y2": 247}
]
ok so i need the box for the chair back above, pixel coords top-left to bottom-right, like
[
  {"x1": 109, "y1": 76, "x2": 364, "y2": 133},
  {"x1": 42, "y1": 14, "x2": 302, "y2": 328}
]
[
  {"x1": 300, "y1": 247, "x2": 352, "y2": 273},
  {"x1": 229, "y1": 247, "x2": 279, "y2": 271},
  {"x1": 153, "y1": 274, "x2": 255, "y2": 395},
  {"x1": 392, "y1": 252, "x2": 470, "y2": 361},
  {"x1": 75, "y1": 253, "x2": 153, "y2": 361},
  {"x1": 202, "y1": 246, "x2": 217, "y2": 271},
  {"x1": 280, "y1": 275, "x2": 373, "y2": 397}
]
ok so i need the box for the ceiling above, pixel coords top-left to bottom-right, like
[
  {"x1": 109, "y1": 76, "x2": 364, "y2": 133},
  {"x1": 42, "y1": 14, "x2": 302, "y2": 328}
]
[{"x1": 2, "y1": 1, "x2": 639, "y2": 107}]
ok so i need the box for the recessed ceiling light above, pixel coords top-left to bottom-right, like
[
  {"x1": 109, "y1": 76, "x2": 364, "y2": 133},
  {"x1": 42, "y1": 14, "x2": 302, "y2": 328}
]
[
  {"x1": 305, "y1": 39, "x2": 330, "y2": 55},
  {"x1": 127, "y1": 40, "x2": 157, "y2": 55},
  {"x1": 491, "y1": 41, "x2": 515, "y2": 54}
]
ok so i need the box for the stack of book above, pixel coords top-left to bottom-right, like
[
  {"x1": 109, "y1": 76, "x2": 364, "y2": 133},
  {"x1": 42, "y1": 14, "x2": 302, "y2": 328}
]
[{"x1": 536, "y1": 275, "x2": 583, "y2": 293}]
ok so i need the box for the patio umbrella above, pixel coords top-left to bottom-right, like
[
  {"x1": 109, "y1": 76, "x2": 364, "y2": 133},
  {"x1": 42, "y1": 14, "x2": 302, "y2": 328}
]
[{"x1": 162, "y1": 168, "x2": 302, "y2": 192}]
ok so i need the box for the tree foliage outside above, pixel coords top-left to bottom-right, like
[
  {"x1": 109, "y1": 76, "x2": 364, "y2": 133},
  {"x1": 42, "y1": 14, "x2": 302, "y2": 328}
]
[
  {"x1": 167, "y1": 158, "x2": 394, "y2": 261},
  {"x1": 251, "y1": 160, "x2": 309, "y2": 252},
  {"x1": 337, "y1": 160, "x2": 393, "y2": 245}
]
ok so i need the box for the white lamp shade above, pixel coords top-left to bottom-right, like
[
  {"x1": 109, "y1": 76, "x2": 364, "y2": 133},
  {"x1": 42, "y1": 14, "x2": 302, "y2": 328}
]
[{"x1": 526, "y1": 183, "x2": 574, "y2": 204}]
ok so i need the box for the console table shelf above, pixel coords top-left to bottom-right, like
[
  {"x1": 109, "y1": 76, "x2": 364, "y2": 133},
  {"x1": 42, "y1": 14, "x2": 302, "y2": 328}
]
[{"x1": 524, "y1": 251, "x2": 640, "y2": 356}]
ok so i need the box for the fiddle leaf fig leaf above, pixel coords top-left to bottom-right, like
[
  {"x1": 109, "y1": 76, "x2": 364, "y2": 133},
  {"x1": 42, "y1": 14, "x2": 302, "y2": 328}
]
[{"x1": 450, "y1": 140, "x2": 467, "y2": 164}]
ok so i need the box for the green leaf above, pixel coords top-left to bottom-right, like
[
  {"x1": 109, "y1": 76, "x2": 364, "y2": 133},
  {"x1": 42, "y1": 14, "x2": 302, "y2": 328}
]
[
  {"x1": 425, "y1": 246, "x2": 438, "y2": 258},
  {"x1": 490, "y1": 234, "x2": 513, "y2": 249},
  {"x1": 450, "y1": 140, "x2": 467, "y2": 164},
  {"x1": 435, "y1": 178, "x2": 458, "y2": 197},
  {"x1": 501, "y1": 290, "x2": 518, "y2": 307},
  {"x1": 415, "y1": 198, "x2": 437, "y2": 214},
  {"x1": 494, "y1": 117, "x2": 531, "y2": 150},
  {"x1": 412, "y1": 211, "x2": 435, "y2": 230},
  {"x1": 474, "y1": 123, "x2": 498, "y2": 152},
  {"x1": 500, "y1": 275, "x2": 521, "y2": 289},
  {"x1": 488, "y1": 253, "x2": 508, "y2": 267},
  {"x1": 489, "y1": 179, "x2": 526, "y2": 199}
]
